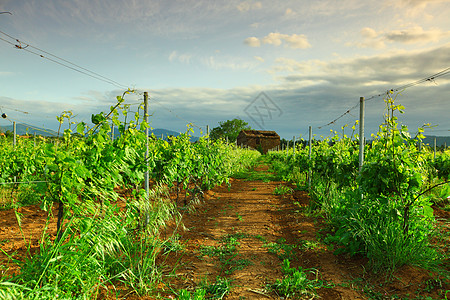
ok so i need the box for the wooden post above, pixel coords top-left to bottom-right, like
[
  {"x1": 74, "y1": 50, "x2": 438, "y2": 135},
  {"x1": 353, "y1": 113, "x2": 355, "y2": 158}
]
[
  {"x1": 434, "y1": 137, "x2": 437, "y2": 159},
  {"x1": 293, "y1": 135, "x2": 296, "y2": 159},
  {"x1": 308, "y1": 126, "x2": 312, "y2": 189},
  {"x1": 13, "y1": 121, "x2": 16, "y2": 183},
  {"x1": 111, "y1": 123, "x2": 114, "y2": 140},
  {"x1": 286, "y1": 138, "x2": 289, "y2": 158},
  {"x1": 359, "y1": 97, "x2": 365, "y2": 174},
  {"x1": 13, "y1": 121, "x2": 16, "y2": 148},
  {"x1": 144, "y1": 92, "x2": 150, "y2": 226}
]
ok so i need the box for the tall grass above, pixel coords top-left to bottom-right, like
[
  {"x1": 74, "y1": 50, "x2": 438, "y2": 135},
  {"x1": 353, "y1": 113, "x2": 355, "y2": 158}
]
[{"x1": 0, "y1": 185, "x2": 177, "y2": 299}]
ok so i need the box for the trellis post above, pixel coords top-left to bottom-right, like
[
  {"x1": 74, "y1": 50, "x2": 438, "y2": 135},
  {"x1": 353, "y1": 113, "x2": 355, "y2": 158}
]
[{"x1": 359, "y1": 97, "x2": 365, "y2": 174}]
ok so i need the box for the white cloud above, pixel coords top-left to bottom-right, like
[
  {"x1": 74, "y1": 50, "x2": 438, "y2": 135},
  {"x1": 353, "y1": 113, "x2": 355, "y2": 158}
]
[
  {"x1": 168, "y1": 51, "x2": 192, "y2": 64},
  {"x1": 269, "y1": 58, "x2": 324, "y2": 74},
  {"x1": 283, "y1": 34, "x2": 312, "y2": 49},
  {"x1": 354, "y1": 26, "x2": 450, "y2": 48},
  {"x1": 385, "y1": 26, "x2": 449, "y2": 43},
  {"x1": 261, "y1": 33, "x2": 284, "y2": 46},
  {"x1": 201, "y1": 55, "x2": 258, "y2": 71},
  {"x1": 244, "y1": 37, "x2": 261, "y2": 47},
  {"x1": 384, "y1": 0, "x2": 450, "y2": 17},
  {"x1": 245, "y1": 32, "x2": 311, "y2": 49},
  {"x1": 361, "y1": 27, "x2": 378, "y2": 39},
  {"x1": 254, "y1": 56, "x2": 265, "y2": 63},
  {"x1": 237, "y1": 1, "x2": 262, "y2": 12}
]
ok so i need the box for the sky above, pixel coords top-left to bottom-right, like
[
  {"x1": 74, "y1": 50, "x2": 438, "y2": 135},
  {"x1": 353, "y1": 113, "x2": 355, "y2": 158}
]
[{"x1": 1, "y1": 0, "x2": 450, "y2": 140}]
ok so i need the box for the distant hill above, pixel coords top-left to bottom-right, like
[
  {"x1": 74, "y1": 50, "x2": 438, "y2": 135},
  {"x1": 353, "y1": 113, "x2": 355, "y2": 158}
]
[
  {"x1": 0, "y1": 124, "x2": 201, "y2": 142},
  {"x1": 422, "y1": 135, "x2": 450, "y2": 147},
  {"x1": 0, "y1": 123, "x2": 58, "y2": 136},
  {"x1": 103, "y1": 127, "x2": 201, "y2": 142}
]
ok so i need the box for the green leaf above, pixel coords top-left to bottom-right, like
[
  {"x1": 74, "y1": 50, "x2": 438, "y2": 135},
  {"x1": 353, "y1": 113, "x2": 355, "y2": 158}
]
[
  {"x1": 422, "y1": 205, "x2": 434, "y2": 219},
  {"x1": 77, "y1": 122, "x2": 86, "y2": 135},
  {"x1": 91, "y1": 113, "x2": 106, "y2": 125}
]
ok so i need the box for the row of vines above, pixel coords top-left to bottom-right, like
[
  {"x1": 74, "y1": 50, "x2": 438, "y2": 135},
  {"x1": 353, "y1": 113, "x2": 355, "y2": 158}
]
[
  {"x1": 268, "y1": 94, "x2": 450, "y2": 273},
  {"x1": 0, "y1": 93, "x2": 260, "y2": 299}
]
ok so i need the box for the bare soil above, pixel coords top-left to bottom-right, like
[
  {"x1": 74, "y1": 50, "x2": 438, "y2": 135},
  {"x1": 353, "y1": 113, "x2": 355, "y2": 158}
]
[{"x1": 0, "y1": 163, "x2": 449, "y2": 299}]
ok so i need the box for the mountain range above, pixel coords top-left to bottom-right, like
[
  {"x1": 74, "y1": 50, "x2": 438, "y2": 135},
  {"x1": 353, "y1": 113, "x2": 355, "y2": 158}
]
[{"x1": 0, "y1": 123, "x2": 200, "y2": 141}]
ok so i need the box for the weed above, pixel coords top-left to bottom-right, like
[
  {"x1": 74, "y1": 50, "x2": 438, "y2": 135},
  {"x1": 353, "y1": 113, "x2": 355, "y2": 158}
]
[
  {"x1": 178, "y1": 288, "x2": 206, "y2": 299},
  {"x1": 273, "y1": 184, "x2": 293, "y2": 196},
  {"x1": 224, "y1": 258, "x2": 253, "y2": 274},
  {"x1": 267, "y1": 259, "x2": 330, "y2": 298},
  {"x1": 232, "y1": 168, "x2": 277, "y2": 182},
  {"x1": 200, "y1": 276, "x2": 231, "y2": 299},
  {"x1": 162, "y1": 234, "x2": 185, "y2": 254},
  {"x1": 264, "y1": 238, "x2": 297, "y2": 261},
  {"x1": 254, "y1": 234, "x2": 267, "y2": 242},
  {"x1": 198, "y1": 233, "x2": 252, "y2": 277}
]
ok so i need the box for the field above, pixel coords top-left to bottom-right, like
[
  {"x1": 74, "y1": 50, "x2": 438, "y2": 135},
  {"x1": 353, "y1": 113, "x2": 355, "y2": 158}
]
[{"x1": 0, "y1": 96, "x2": 449, "y2": 299}]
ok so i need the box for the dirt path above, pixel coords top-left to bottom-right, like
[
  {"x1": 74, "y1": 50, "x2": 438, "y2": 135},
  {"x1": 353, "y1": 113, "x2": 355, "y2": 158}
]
[{"x1": 161, "y1": 164, "x2": 367, "y2": 299}]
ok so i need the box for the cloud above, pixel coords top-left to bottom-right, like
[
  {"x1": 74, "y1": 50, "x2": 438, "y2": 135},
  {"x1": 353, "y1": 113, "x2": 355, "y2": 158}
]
[
  {"x1": 285, "y1": 8, "x2": 294, "y2": 16},
  {"x1": 168, "y1": 51, "x2": 192, "y2": 64},
  {"x1": 385, "y1": 27, "x2": 449, "y2": 43},
  {"x1": 236, "y1": 1, "x2": 262, "y2": 12},
  {"x1": 269, "y1": 58, "x2": 325, "y2": 74},
  {"x1": 354, "y1": 26, "x2": 450, "y2": 48},
  {"x1": 254, "y1": 56, "x2": 265, "y2": 63},
  {"x1": 361, "y1": 27, "x2": 378, "y2": 39},
  {"x1": 244, "y1": 37, "x2": 261, "y2": 47},
  {"x1": 169, "y1": 51, "x2": 259, "y2": 70},
  {"x1": 201, "y1": 55, "x2": 259, "y2": 70},
  {"x1": 245, "y1": 32, "x2": 311, "y2": 49},
  {"x1": 8, "y1": 0, "x2": 243, "y2": 40},
  {"x1": 384, "y1": 0, "x2": 450, "y2": 17},
  {"x1": 274, "y1": 44, "x2": 450, "y2": 90}
]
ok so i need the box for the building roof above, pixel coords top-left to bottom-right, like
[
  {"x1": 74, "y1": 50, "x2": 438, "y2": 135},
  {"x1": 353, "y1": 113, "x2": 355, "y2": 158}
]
[{"x1": 238, "y1": 130, "x2": 280, "y2": 139}]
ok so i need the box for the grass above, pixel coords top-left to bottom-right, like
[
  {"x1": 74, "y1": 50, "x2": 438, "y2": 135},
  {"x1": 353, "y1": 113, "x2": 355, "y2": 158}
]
[
  {"x1": 197, "y1": 233, "x2": 253, "y2": 277},
  {"x1": 273, "y1": 184, "x2": 293, "y2": 196},
  {"x1": 232, "y1": 156, "x2": 279, "y2": 181},
  {"x1": 232, "y1": 168, "x2": 277, "y2": 181},
  {"x1": 0, "y1": 185, "x2": 178, "y2": 299},
  {"x1": 0, "y1": 183, "x2": 44, "y2": 210},
  {"x1": 267, "y1": 259, "x2": 330, "y2": 299},
  {"x1": 263, "y1": 238, "x2": 298, "y2": 261},
  {"x1": 178, "y1": 277, "x2": 231, "y2": 300}
]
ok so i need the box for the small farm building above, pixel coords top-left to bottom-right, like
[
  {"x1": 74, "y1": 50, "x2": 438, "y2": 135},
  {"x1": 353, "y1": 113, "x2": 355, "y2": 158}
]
[{"x1": 236, "y1": 130, "x2": 280, "y2": 154}]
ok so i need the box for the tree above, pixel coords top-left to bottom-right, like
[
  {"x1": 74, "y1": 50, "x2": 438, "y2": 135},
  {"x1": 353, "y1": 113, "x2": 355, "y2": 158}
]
[{"x1": 210, "y1": 119, "x2": 251, "y2": 142}]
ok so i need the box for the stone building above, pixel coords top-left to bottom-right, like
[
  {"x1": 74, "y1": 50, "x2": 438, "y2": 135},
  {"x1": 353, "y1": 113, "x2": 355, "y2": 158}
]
[{"x1": 236, "y1": 130, "x2": 280, "y2": 154}]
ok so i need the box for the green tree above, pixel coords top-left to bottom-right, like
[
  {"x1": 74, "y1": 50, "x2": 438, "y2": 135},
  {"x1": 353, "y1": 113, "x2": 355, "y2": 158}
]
[{"x1": 210, "y1": 119, "x2": 251, "y2": 142}]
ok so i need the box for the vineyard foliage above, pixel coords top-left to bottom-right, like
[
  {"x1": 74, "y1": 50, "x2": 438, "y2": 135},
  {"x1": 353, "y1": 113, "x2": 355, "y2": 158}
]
[
  {"x1": 0, "y1": 94, "x2": 260, "y2": 298},
  {"x1": 268, "y1": 94, "x2": 449, "y2": 272}
]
